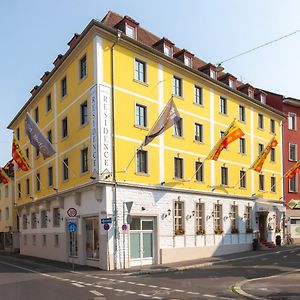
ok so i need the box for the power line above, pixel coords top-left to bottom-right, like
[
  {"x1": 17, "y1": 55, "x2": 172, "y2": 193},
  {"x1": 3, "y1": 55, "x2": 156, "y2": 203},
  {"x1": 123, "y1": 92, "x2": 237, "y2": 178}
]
[{"x1": 217, "y1": 28, "x2": 300, "y2": 66}]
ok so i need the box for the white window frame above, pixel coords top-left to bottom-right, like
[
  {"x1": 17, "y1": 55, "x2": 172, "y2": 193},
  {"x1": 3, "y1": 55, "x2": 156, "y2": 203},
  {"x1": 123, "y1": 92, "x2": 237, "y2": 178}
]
[
  {"x1": 214, "y1": 204, "x2": 223, "y2": 232},
  {"x1": 288, "y1": 112, "x2": 296, "y2": 130},
  {"x1": 173, "y1": 118, "x2": 183, "y2": 137},
  {"x1": 125, "y1": 23, "x2": 136, "y2": 39},
  {"x1": 174, "y1": 201, "x2": 184, "y2": 234},
  {"x1": 194, "y1": 123, "x2": 203, "y2": 142},
  {"x1": 136, "y1": 149, "x2": 148, "y2": 174},
  {"x1": 221, "y1": 166, "x2": 228, "y2": 186},
  {"x1": 173, "y1": 76, "x2": 183, "y2": 97},
  {"x1": 239, "y1": 105, "x2": 245, "y2": 122},
  {"x1": 220, "y1": 97, "x2": 227, "y2": 115},
  {"x1": 271, "y1": 176, "x2": 276, "y2": 193},
  {"x1": 270, "y1": 119, "x2": 275, "y2": 134},
  {"x1": 194, "y1": 85, "x2": 203, "y2": 105},
  {"x1": 184, "y1": 55, "x2": 192, "y2": 67},
  {"x1": 195, "y1": 161, "x2": 204, "y2": 182},
  {"x1": 240, "y1": 170, "x2": 247, "y2": 188},
  {"x1": 259, "y1": 174, "x2": 265, "y2": 191},
  {"x1": 289, "y1": 143, "x2": 297, "y2": 161},
  {"x1": 258, "y1": 113, "x2": 264, "y2": 129},
  {"x1": 174, "y1": 157, "x2": 184, "y2": 179},
  {"x1": 135, "y1": 103, "x2": 147, "y2": 128},
  {"x1": 163, "y1": 44, "x2": 172, "y2": 57},
  {"x1": 239, "y1": 138, "x2": 246, "y2": 154},
  {"x1": 289, "y1": 175, "x2": 298, "y2": 193},
  {"x1": 134, "y1": 58, "x2": 147, "y2": 83},
  {"x1": 195, "y1": 203, "x2": 205, "y2": 234}
]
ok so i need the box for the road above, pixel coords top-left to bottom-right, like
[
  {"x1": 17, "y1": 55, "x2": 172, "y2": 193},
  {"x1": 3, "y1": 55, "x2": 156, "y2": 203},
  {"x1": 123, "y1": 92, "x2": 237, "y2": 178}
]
[{"x1": 0, "y1": 247, "x2": 299, "y2": 300}]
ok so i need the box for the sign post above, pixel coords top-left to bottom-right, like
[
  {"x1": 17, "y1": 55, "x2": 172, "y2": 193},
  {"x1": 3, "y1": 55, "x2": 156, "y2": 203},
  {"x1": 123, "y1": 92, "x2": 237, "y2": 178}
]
[{"x1": 67, "y1": 208, "x2": 78, "y2": 271}]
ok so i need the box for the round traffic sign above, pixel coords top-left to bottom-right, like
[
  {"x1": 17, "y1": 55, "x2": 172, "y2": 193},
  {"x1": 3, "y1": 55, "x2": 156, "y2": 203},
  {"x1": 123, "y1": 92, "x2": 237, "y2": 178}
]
[
  {"x1": 122, "y1": 224, "x2": 128, "y2": 231},
  {"x1": 104, "y1": 223, "x2": 110, "y2": 231},
  {"x1": 67, "y1": 207, "x2": 78, "y2": 218},
  {"x1": 68, "y1": 222, "x2": 77, "y2": 233}
]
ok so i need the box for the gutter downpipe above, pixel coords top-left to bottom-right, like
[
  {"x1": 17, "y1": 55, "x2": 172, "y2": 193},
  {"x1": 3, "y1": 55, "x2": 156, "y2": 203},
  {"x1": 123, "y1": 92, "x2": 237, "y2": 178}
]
[{"x1": 111, "y1": 30, "x2": 122, "y2": 270}]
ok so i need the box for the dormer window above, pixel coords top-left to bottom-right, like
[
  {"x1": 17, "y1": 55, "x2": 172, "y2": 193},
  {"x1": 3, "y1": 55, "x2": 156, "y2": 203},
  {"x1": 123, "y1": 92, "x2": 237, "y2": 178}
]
[
  {"x1": 184, "y1": 55, "x2": 192, "y2": 67},
  {"x1": 164, "y1": 44, "x2": 172, "y2": 57},
  {"x1": 210, "y1": 69, "x2": 216, "y2": 79},
  {"x1": 125, "y1": 24, "x2": 136, "y2": 39},
  {"x1": 229, "y1": 79, "x2": 234, "y2": 88},
  {"x1": 248, "y1": 90, "x2": 254, "y2": 98},
  {"x1": 260, "y1": 94, "x2": 266, "y2": 104}
]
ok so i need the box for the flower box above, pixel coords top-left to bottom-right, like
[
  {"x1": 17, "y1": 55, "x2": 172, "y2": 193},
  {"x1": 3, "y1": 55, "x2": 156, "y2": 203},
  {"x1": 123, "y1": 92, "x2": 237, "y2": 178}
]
[
  {"x1": 196, "y1": 228, "x2": 205, "y2": 235},
  {"x1": 214, "y1": 229, "x2": 224, "y2": 235},
  {"x1": 175, "y1": 227, "x2": 185, "y2": 235}
]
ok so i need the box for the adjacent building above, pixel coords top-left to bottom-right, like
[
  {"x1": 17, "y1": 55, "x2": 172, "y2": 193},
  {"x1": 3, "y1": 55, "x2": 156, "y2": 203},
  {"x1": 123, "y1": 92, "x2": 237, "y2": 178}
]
[
  {"x1": 0, "y1": 160, "x2": 19, "y2": 252},
  {"x1": 8, "y1": 11, "x2": 285, "y2": 269},
  {"x1": 265, "y1": 91, "x2": 300, "y2": 243}
]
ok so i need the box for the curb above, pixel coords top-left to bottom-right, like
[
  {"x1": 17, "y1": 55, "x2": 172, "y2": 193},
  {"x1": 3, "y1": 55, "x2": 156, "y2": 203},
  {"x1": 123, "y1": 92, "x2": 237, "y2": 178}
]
[{"x1": 126, "y1": 246, "x2": 300, "y2": 276}]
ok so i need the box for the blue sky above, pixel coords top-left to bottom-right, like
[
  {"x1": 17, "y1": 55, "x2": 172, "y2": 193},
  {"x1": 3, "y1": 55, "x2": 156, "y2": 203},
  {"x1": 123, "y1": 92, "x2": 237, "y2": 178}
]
[{"x1": 1, "y1": 0, "x2": 300, "y2": 165}]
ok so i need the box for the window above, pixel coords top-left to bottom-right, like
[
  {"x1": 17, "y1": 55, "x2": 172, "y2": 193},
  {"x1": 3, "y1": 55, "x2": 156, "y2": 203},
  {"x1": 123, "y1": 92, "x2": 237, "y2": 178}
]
[
  {"x1": 174, "y1": 201, "x2": 184, "y2": 234},
  {"x1": 174, "y1": 118, "x2": 183, "y2": 137},
  {"x1": 25, "y1": 148, "x2": 29, "y2": 159},
  {"x1": 184, "y1": 55, "x2": 192, "y2": 67},
  {"x1": 36, "y1": 148, "x2": 40, "y2": 158},
  {"x1": 16, "y1": 128, "x2": 20, "y2": 140},
  {"x1": 42, "y1": 235, "x2": 47, "y2": 247},
  {"x1": 289, "y1": 175, "x2": 298, "y2": 193},
  {"x1": 195, "y1": 203, "x2": 204, "y2": 234},
  {"x1": 53, "y1": 208, "x2": 60, "y2": 227},
  {"x1": 5, "y1": 185, "x2": 9, "y2": 197},
  {"x1": 195, "y1": 161, "x2": 204, "y2": 182},
  {"x1": 239, "y1": 105, "x2": 245, "y2": 122},
  {"x1": 24, "y1": 234, "x2": 27, "y2": 245},
  {"x1": 229, "y1": 79, "x2": 234, "y2": 88},
  {"x1": 135, "y1": 104, "x2": 147, "y2": 127},
  {"x1": 270, "y1": 119, "x2": 275, "y2": 134},
  {"x1": 125, "y1": 24, "x2": 136, "y2": 39},
  {"x1": 63, "y1": 158, "x2": 69, "y2": 181},
  {"x1": 240, "y1": 170, "x2": 246, "y2": 188},
  {"x1": 62, "y1": 117, "x2": 68, "y2": 138},
  {"x1": 22, "y1": 215, "x2": 28, "y2": 230},
  {"x1": 61, "y1": 76, "x2": 67, "y2": 98},
  {"x1": 47, "y1": 130, "x2": 52, "y2": 144},
  {"x1": 245, "y1": 206, "x2": 252, "y2": 231},
  {"x1": 270, "y1": 148, "x2": 275, "y2": 162},
  {"x1": 18, "y1": 183, "x2": 21, "y2": 199},
  {"x1": 48, "y1": 166, "x2": 53, "y2": 187},
  {"x1": 239, "y1": 138, "x2": 246, "y2": 154},
  {"x1": 32, "y1": 235, "x2": 36, "y2": 246},
  {"x1": 31, "y1": 212, "x2": 37, "y2": 229},
  {"x1": 36, "y1": 173, "x2": 40, "y2": 192},
  {"x1": 41, "y1": 210, "x2": 47, "y2": 228},
  {"x1": 164, "y1": 44, "x2": 172, "y2": 57},
  {"x1": 288, "y1": 112, "x2": 296, "y2": 130},
  {"x1": 80, "y1": 101, "x2": 88, "y2": 126},
  {"x1": 258, "y1": 113, "x2": 264, "y2": 129},
  {"x1": 194, "y1": 85, "x2": 203, "y2": 105},
  {"x1": 210, "y1": 69, "x2": 216, "y2": 79},
  {"x1": 136, "y1": 150, "x2": 148, "y2": 174},
  {"x1": 259, "y1": 174, "x2": 265, "y2": 191},
  {"x1": 174, "y1": 157, "x2": 183, "y2": 179},
  {"x1": 5, "y1": 207, "x2": 9, "y2": 220},
  {"x1": 230, "y1": 205, "x2": 238, "y2": 232},
  {"x1": 194, "y1": 123, "x2": 203, "y2": 142},
  {"x1": 258, "y1": 143, "x2": 264, "y2": 154},
  {"x1": 34, "y1": 107, "x2": 39, "y2": 123},
  {"x1": 46, "y1": 93, "x2": 52, "y2": 112},
  {"x1": 248, "y1": 90, "x2": 254, "y2": 98},
  {"x1": 271, "y1": 176, "x2": 276, "y2": 193},
  {"x1": 221, "y1": 166, "x2": 228, "y2": 186},
  {"x1": 79, "y1": 55, "x2": 87, "y2": 79},
  {"x1": 173, "y1": 76, "x2": 182, "y2": 97},
  {"x1": 220, "y1": 131, "x2": 228, "y2": 150},
  {"x1": 81, "y1": 148, "x2": 88, "y2": 173},
  {"x1": 214, "y1": 204, "x2": 222, "y2": 232},
  {"x1": 260, "y1": 94, "x2": 266, "y2": 103},
  {"x1": 26, "y1": 178, "x2": 30, "y2": 195},
  {"x1": 134, "y1": 59, "x2": 146, "y2": 83},
  {"x1": 289, "y1": 143, "x2": 297, "y2": 161},
  {"x1": 55, "y1": 234, "x2": 59, "y2": 247},
  {"x1": 85, "y1": 218, "x2": 99, "y2": 258},
  {"x1": 220, "y1": 97, "x2": 227, "y2": 114}
]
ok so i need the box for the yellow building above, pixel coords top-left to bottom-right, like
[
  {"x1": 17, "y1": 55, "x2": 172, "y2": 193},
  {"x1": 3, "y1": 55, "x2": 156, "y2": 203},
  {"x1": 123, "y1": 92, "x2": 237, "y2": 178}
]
[
  {"x1": 0, "y1": 160, "x2": 19, "y2": 252},
  {"x1": 8, "y1": 11, "x2": 285, "y2": 269}
]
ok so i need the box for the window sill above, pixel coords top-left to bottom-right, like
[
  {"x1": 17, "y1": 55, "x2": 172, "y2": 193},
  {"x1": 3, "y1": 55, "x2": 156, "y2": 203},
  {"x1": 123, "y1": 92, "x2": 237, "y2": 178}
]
[
  {"x1": 80, "y1": 122, "x2": 89, "y2": 129},
  {"x1": 173, "y1": 177, "x2": 185, "y2": 181},
  {"x1": 133, "y1": 79, "x2": 148, "y2": 86},
  {"x1": 194, "y1": 180, "x2": 205, "y2": 184},
  {"x1": 193, "y1": 140, "x2": 204, "y2": 145},
  {"x1": 238, "y1": 152, "x2": 247, "y2": 156},
  {"x1": 239, "y1": 120, "x2": 246, "y2": 124},
  {"x1": 219, "y1": 112, "x2": 228, "y2": 117},
  {"x1": 239, "y1": 187, "x2": 247, "y2": 190},
  {"x1": 193, "y1": 102, "x2": 204, "y2": 107},
  {"x1": 135, "y1": 172, "x2": 150, "y2": 177},
  {"x1": 61, "y1": 135, "x2": 69, "y2": 142},
  {"x1": 78, "y1": 74, "x2": 88, "y2": 84},
  {"x1": 172, "y1": 94, "x2": 184, "y2": 100},
  {"x1": 257, "y1": 127, "x2": 265, "y2": 131},
  {"x1": 61, "y1": 94, "x2": 68, "y2": 100},
  {"x1": 134, "y1": 125, "x2": 149, "y2": 131},
  {"x1": 172, "y1": 135, "x2": 184, "y2": 139}
]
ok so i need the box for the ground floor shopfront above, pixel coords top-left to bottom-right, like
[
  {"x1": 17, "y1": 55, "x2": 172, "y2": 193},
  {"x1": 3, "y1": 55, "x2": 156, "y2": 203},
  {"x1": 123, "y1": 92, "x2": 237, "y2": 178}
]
[{"x1": 17, "y1": 183, "x2": 285, "y2": 270}]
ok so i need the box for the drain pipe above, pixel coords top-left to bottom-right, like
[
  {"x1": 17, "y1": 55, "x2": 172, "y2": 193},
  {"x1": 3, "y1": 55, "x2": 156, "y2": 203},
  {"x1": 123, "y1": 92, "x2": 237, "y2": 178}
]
[{"x1": 111, "y1": 30, "x2": 122, "y2": 270}]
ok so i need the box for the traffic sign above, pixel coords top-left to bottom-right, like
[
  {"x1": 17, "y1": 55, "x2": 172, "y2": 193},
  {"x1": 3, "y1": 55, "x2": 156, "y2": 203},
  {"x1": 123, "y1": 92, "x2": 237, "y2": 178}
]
[
  {"x1": 68, "y1": 222, "x2": 77, "y2": 233},
  {"x1": 127, "y1": 215, "x2": 132, "y2": 224},
  {"x1": 101, "y1": 217, "x2": 112, "y2": 224},
  {"x1": 122, "y1": 224, "x2": 128, "y2": 231},
  {"x1": 67, "y1": 208, "x2": 78, "y2": 218},
  {"x1": 66, "y1": 217, "x2": 78, "y2": 224},
  {"x1": 103, "y1": 223, "x2": 110, "y2": 231}
]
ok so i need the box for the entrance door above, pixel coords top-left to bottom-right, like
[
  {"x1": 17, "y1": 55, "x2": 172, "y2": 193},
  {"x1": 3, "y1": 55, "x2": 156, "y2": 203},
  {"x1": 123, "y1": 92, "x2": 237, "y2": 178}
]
[
  {"x1": 130, "y1": 217, "x2": 154, "y2": 266},
  {"x1": 259, "y1": 214, "x2": 267, "y2": 241}
]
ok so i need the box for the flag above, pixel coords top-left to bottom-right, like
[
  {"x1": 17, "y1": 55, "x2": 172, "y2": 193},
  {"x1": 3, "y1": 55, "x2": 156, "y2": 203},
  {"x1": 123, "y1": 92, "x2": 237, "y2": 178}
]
[
  {"x1": 250, "y1": 136, "x2": 278, "y2": 172},
  {"x1": 207, "y1": 119, "x2": 245, "y2": 161},
  {"x1": 12, "y1": 136, "x2": 30, "y2": 171},
  {"x1": 284, "y1": 160, "x2": 300, "y2": 179},
  {"x1": 143, "y1": 98, "x2": 180, "y2": 146},
  {"x1": 25, "y1": 112, "x2": 56, "y2": 159},
  {"x1": 0, "y1": 167, "x2": 9, "y2": 184}
]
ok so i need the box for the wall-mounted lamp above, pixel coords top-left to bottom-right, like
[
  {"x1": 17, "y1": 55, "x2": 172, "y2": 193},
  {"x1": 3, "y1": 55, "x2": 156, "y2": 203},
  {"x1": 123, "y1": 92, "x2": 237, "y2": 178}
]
[
  {"x1": 167, "y1": 209, "x2": 171, "y2": 216},
  {"x1": 224, "y1": 216, "x2": 229, "y2": 221},
  {"x1": 206, "y1": 215, "x2": 211, "y2": 220},
  {"x1": 162, "y1": 209, "x2": 172, "y2": 219},
  {"x1": 192, "y1": 210, "x2": 195, "y2": 217},
  {"x1": 160, "y1": 181, "x2": 165, "y2": 186},
  {"x1": 141, "y1": 207, "x2": 146, "y2": 211}
]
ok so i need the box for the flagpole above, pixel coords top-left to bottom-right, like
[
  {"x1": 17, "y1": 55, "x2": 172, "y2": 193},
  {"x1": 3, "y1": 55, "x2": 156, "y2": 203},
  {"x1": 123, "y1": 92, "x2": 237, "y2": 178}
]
[
  {"x1": 189, "y1": 157, "x2": 208, "y2": 181},
  {"x1": 123, "y1": 143, "x2": 144, "y2": 173}
]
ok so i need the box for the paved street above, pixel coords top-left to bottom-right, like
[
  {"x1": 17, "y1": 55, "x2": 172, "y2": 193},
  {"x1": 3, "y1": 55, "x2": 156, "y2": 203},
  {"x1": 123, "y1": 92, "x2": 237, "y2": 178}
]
[{"x1": 0, "y1": 246, "x2": 299, "y2": 300}]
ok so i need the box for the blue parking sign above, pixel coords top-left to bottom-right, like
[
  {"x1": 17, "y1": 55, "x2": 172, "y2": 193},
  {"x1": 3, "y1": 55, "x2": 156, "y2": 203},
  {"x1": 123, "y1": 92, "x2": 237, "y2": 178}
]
[{"x1": 68, "y1": 222, "x2": 77, "y2": 233}]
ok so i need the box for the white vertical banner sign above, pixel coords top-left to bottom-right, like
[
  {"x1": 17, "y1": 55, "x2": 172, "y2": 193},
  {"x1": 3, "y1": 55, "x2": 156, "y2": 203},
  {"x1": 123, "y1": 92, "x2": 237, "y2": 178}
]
[
  {"x1": 99, "y1": 84, "x2": 112, "y2": 175},
  {"x1": 90, "y1": 84, "x2": 100, "y2": 175}
]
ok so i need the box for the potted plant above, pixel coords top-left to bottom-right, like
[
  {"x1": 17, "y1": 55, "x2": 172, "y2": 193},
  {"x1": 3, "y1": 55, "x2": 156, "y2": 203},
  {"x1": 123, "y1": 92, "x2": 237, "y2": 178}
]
[
  {"x1": 214, "y1": 228, "x2": 224, "y2": 235},
  {"x1": 196, "y1": 228, "x2": 205, "y2": 235},
  {"x1": 275, "y1": 226, "x2": 281, "y2": 233},
  {"x1": 175, "y1": 227, "x2": 185, "y2": 235}
]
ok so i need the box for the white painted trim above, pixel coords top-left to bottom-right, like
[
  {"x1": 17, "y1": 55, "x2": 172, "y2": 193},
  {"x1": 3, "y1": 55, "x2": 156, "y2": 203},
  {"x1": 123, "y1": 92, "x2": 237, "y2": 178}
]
[
  {"x1": 54, "y1": 82, "x2": 59, "y2": 189},
  {"x1": 158, "y1": 64, "x2": 164, "y2": 184},
  {"x1": 250, "y1": 107, "x2": 254, "y2": 194},
  {"x1": 210, "y1": 88, "x2": 215, "y2": 188},
  {"x1": 93, "y1": 35, "x2": 103, "y2": 84}
]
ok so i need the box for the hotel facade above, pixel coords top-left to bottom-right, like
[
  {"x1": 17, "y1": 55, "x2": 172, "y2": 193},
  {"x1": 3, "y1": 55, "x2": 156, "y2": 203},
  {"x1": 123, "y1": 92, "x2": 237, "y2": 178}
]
[{"x1": 8, "y1": 11, "x2": 285, "y2": 269}]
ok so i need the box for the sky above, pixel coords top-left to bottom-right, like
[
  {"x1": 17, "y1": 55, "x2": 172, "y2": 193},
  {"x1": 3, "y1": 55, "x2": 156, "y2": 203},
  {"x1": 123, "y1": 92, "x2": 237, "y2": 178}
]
[{"x1": 1, "y1": 0, "x2": 300, "y2": 166}]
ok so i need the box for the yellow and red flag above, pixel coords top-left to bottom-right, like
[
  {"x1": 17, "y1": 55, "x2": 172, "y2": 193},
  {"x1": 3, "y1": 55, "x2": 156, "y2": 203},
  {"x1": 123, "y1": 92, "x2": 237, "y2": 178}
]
[
  {"x1": 284, "y1": 161, "x2": 300, "y2": 179},
  {"x1": 250, "y1": 136, "x2": 278, "y2": 173},
  {"x1": 207, "y1": 119, "x2": 245, "y2": 161},
  {"x1": 12, "y1": 136, "x2": 30, "y2": 171},
  {"x1": 0, "y1": 167, "x2": 9, "y2": 184}
]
